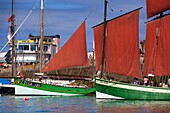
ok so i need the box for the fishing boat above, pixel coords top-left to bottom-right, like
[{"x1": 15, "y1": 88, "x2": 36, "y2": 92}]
[
  {"x1": 14, "y1": 21, "x2": 95, "y2": 96},
  {"x1": 94, "y1": 0, "x2": 170, "y2": 100},
  {"x1": 14, "y1": 0, "x2": 95, "y2": 96}
]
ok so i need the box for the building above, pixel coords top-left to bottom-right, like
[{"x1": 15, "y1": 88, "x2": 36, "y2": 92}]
[
  {"x1": 0, "y1": 52, "x2": 8, "y2": 68},
  {"x1": 0, "y1": 52, "x2": 7, "y2": 63},
  {"x1": 6, "y1": 34, "x2": 60, "y2": 64}
]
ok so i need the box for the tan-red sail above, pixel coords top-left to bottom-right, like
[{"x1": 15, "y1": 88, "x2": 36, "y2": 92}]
[
  {"x1": 93, "y1": 24, "x2": 103, "y2": 73},
  {"x1": 144, "y1": 15, "x2": 170, "y2": 76},
  {"x1": 93, "y1": 9, "x2": 142, "y2": 79},
  {"x1": 42, "y1": 21, "x2": 89, "y2": 72},
  {"x1": 146, "y1": 0, "x2": 170, "y2": 19}
]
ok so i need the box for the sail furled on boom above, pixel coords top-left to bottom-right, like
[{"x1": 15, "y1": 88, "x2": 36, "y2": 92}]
[
  {"x1": 144, "y1": 14, "x2": 170, "y2": 76},
  {"x1": 42, "y1": 21, "x2": 89, "y2": 72},
  {"x1": 146, "y1": 0, "x2": 170, "y2": 19},
  {"x1": 93, "y1": 8, "x2": 142, "y2": 79}
]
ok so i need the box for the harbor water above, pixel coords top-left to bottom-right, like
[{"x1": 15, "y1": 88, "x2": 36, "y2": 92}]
[{"x1": 0, "y1": 96, "x2": 170, "y2": 113}]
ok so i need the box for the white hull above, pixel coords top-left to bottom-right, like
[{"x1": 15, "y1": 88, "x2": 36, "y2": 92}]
[
  {"x1": 0, "y1": 84, "x2": 15, "y2": 88},
  {"x1": 15, "y1": 85, "x2": 82, "y2": 96},
  {"x1": 96, "y1": 91, "x2": 124, "y2": 99}
]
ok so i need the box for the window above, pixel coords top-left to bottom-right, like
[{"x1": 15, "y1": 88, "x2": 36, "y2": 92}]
[
  {"x1": 43, "y1": 45, "x2": 48, "y2": 52},
  {"x1": 30, "y1": 45, "x2": 37, "y2": 51},
  {"x1": 18, "y1": 45, "x2": 29, "y2": 51},
  {"x1": 19, "y1": 45, "x2": 23, "y2": 50}
]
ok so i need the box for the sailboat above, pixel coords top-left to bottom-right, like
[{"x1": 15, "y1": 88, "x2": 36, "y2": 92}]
[
  {"x1": 14, "y1": 0, "x2": 95, "y2": 96},
  {"x1": 14, "y1": 21, "x2": 95, "y2": 96},
  {"x1": 94, "y1": 0, "x2": 170, "y2": 100}
]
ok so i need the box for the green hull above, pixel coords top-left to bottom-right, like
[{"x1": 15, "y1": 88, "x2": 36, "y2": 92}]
[
  {"x1": 14, "y1": 78, "x2": 95, "y2": 96},
  {"x1": 96, "y1": 78, "x2": 170, "y2": 100}
]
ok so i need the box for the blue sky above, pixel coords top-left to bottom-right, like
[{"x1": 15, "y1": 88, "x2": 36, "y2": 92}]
[{"x1": 0, "y1": 0, "x2": 146, "y2": 52}]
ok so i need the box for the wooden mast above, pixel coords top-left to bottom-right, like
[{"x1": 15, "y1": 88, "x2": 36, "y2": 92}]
[
  {"x1": 11, "y1": 0, "x2": 16, "y2": 77},
  {"x1": 100, "y1": 0, "x2": 107, "y2": 78},
  {"x1": 40, "y1": 0, "x2": 44, "y2": 72}
]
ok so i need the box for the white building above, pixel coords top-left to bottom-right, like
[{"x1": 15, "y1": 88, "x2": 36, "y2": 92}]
[{"x1": 6, "y1": 34, "x2": 60, "y2": 64}]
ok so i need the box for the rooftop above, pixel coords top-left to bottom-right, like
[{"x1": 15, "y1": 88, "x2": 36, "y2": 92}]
[{"x1": 29, "y1": 34, "x2": 60, "y2": 40}]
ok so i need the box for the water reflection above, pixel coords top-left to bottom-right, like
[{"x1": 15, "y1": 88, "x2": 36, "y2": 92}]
[
  {"x1": 96, "y1": 99, "x2": 170, "y2": 113},
  {"x1": 1, "y1": 96, "x2": 170, "y2": 113}
]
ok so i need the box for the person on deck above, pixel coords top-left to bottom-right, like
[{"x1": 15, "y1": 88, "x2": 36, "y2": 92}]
[
  {"x1": 168, "y1": 78, "x2": 170, "y2": 88},
  {"x1": 97, "y1": 65, "x2": 102, "y2": 78},
  {"x1": 133, "y1": 78, "x2": 138, "y2": 85},
  {"x1": 144, "y1": 77, "x2": 149, "y2": 86}
]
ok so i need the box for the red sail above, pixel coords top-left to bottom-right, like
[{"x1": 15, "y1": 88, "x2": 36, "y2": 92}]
[
  {"x1": 93, "y1": 9, "x2": 142, "y2": 79},
  {"x1": 144, "y1": 15, "x2": 170, "y2": 76},
  {"x1": 42, "y1": 21, "x2": 89, "y2": 72},
  {"x1": 93, "y1": 24, "x2": 103, "y2": 72},
  {"x1": 146, "y1": 0, "x2": 170, "y2": 19}
]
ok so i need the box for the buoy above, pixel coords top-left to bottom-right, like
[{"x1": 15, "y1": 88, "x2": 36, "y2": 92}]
[{"x1": 24, "y1": 97, "x2": 29, "y2": 101}]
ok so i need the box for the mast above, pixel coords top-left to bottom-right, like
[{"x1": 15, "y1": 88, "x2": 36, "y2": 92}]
[
  {"x1": 40, "y1": 0, "x2": 44, "y2": 72},
  {"x1": 100, "y1": 0, "x2": 107, "y2": 78},
  {"x1": 11, "y1": 0, "x2": 16, "y2": 77}
]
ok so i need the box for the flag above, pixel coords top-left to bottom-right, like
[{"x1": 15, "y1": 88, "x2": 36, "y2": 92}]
[{"x1": 8, "y1": 16, "x2": 12, "y2": 22}]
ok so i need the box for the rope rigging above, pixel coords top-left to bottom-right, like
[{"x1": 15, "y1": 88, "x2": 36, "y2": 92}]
[
  {"x1": 84, "y1": 0, "x2": 101, "y2": 21},
  {"x1": 0, "y1": 4, "x2": 37, "y2": 52}
]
